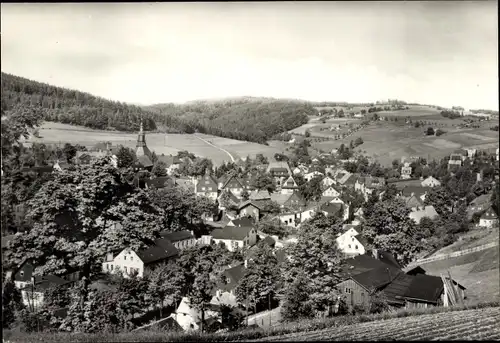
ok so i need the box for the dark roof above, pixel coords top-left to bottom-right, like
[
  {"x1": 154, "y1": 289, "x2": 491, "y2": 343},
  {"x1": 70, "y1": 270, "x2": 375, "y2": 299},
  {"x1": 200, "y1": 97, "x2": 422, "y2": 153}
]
[
  {"x1": 406, "y1": 266, "x2": 427, "y2": 276},
  {"x1": 382, "y1": 272, "x2": 414, "y2": 305},
  {"x1": 146, "y1": 177, "x2": 175, "y2": 189},
  {"x1": 403, "y1": 274, "x2": 444, "y2": 303},
  {"x1": 20, "y1": 275, "x2": 71, "y2": 292},
  {"x1": 320, "y1": 202, "x2": 343, "y2": 216},
  {"x1": 160, "y1": 230, "x2": 194, "y2": 242},
  {"x1": 354, "y1": 234, "x2": 369, "y2": 248},
  {"x1": 157, "y1": 155, "x2": 180, "y2": 166},
  {"x1": 481, "y1": 207, "x2": 498, "y2": 220},
  {"x1": 405, "y1": 195, "x2": 424, "y2": 208},
  {"x1": 376, "y1": 250, "x2": 402, "y2": 269},
  {"x1": 238, "y1": 200, "x2": 261, "y2": 211},
  {"x1": 137, "y1": 155, "x2": 153, "y2": 168},
  {"x1": 219, "y1": 263, "x2": 246, "y2": 292},
  {"x1": 136, "y1": 238, "x2": 179, "y2": 265},
  {"x1": 351, "y1": 266, "x2": 399, "y2": 291},
  {"x1": 228, "y1": 217, "x2": 254, "y2": 227},
  {"x1": 340, "y1": 253, "x2": 401, "y2": 279},
  {"x1": 211, "y1": 226, "x2": 254, "y2": 241}
]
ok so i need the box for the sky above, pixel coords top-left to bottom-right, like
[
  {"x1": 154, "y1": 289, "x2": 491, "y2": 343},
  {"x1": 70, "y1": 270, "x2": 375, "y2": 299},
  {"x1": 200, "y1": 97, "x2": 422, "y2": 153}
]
[{"x1": 1, "y1": 2, "x2": 498, "y2": 110}]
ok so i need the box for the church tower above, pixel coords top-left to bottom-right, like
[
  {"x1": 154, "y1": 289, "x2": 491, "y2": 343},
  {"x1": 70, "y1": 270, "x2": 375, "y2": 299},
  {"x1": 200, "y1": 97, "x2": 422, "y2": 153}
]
[{"x1": 135, "y1": 119, "x2": 153, "y2": 168}]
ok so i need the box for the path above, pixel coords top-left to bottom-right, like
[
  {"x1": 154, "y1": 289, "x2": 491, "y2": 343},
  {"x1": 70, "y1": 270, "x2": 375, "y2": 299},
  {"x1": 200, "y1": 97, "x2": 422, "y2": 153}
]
[{"x1": 193, "y1": 134, "x2": 236, "y2": 162}]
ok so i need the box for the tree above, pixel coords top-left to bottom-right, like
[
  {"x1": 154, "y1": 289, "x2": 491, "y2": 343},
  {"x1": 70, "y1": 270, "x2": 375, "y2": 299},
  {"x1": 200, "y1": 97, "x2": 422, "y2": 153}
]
[
  {"x1": 425, "y1": 186, "x2": 452, "y2": 217},
  {"x1": 299, "y1": 176, "x2": 323, "y2": 203},
  {"x1": 426, "y1": 127, "x2": 435, "y2": 136},
  {"x1": 304, "y1": 130, "x2": 311, "y2": 138},
  {"x1": 4, "y1": 159, "x2": 164, "y2": 279},
  {"x1": 280, "y1": 270, "x2": 314, "y2": 321},
  {"x1": 256, "y1": 218, "x2": 287, "y2": 239},
  {"x1": 62, "y1": 143, "x2": 77, "y2": 163},
  {"x1": 241, "y1": 190, "x2": 250, "y2": 201},
  {"x1": 235, "y1": 243, "x2": 280, "y2": 316},
  {"x1": 360, "y1": 198, "x2": 422, "y2": 267},
  {"x1": 151, "y1": 160, "x2": 168, "y2": 177},
  {"x1": 491, "y1": 180, "x2": 499, "y2": 215},
  {"x1": 147, "y1": 262, "x2": 186, "y2": 318},
  {"x1": 274, "y1": 153, "x2": 288, "y2": 162},
  {"x1": 250, "y1": 173, "x2": 276, "y2": 193},
  {"x1": 354, "y1": 137, "x2": 364, "y2": 147},
  {"x1": 381, "y1": 183, "x2": 399, "y2": 202},
  {"x1": 116, "y1": 146, "x2": 137, "y2": 169},
  {"x1": 281, "y1": 213, "x2": 344, "y2": 318},
  {"x1": 255, "y1": 153, "x2": 268, "y2": 165},
  {"x1": 2, "y1": 278, "x2": 24, "y2": 329}
]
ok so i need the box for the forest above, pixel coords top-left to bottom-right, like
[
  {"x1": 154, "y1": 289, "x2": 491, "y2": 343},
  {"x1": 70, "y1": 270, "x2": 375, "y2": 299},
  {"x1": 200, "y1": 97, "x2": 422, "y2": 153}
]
[{"x1": 1, "y1": 73, "x2": 312, "y2": 144}]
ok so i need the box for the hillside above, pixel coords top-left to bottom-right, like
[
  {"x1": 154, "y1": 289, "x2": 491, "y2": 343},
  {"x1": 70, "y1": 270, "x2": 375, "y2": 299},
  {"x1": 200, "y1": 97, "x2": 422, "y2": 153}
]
[
  {"x1": 1, "y1": 73, "x2": 313, "y2": 144},
  {"x1": 144, "y1": 97, "x2": 314, "y2": 144}
]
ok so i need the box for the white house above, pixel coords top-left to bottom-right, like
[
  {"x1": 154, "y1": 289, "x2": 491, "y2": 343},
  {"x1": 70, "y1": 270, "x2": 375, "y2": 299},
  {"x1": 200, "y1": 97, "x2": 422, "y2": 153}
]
[
  {"x1": 278, "y1": 212, "x2": 300, "y2": 228},
  {"x1": 322, "y1": 185, "x2": 340, "y2": 197},
  {"x1": 171, "y1": 297, "x2": 221, "y2": 332},
  {"x1": 304, "y1": 171, "x2": 324, "y2": 182},
  {"x1": 478, "y1": 208, "x2": 498, "y2": 228},
  {"x1": 280, "y1": 176, "x2": 299, "y2": 195},
  {"x1": 401, "y1": 162, "x2": 412, "y2": 179},
  {"x1": 102, "y1": 238, "x2": 179, "y2": 278},
  {"x1": 335, "y1": 227, "x2": 367, "y2": 256},
  {"x1": 321, "y1": 176, "x2": 337, "y2": 188},
  {"x1": 211, "y1": 226, "x2": 257, "y2": 252},
  {"x1": 421, "y1": 176, "x2": 441, "y2": 188}
]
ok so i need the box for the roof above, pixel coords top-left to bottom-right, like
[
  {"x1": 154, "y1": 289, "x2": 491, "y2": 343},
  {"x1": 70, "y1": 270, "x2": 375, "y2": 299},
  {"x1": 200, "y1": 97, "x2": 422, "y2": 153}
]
[
  {"x1": 266, "y1": 161, "x2": 291, "y2": 174},
  {"x1": 136, "y1": 238, "x2": 179, "y2": 265},
  {"x1": 249, "y1": 190, "x2": 271, "y2": 201},
  {"x1": 282, "y1": 176, "x2": 298, "y2": 188},
  {"x1": 270, "y1": 193, "x2": 293, "y2": 206},
  {"x1": 228, "y1": 217, "x2": 254, "y2": 227},
  {"x1": 363, "y1": 177, "x2": 386, "y2": 189},
  {"x1": 402, "y1": 186, "x2": 430, "y2": 198},
  {"x1": 480, "y1": 207, "x2": 498, "y2": 220},
  {"x1": 262, "y1": 236, "x2": 276, "y2": 247},
  {"x1": 403, "y1": 274, "x2": 444, "y2": 303},
  {"x1": 136, "y1": 155, "x2": 153, "y2": 168},
  {"x1": 469, "y1": 193, "x2": 492, "y2": 206},
  {"x1": 211, "y1": 226, "x2": 254, "y2": 241},
  {"x1": 320, "y1": 202, "x2": 343, "y2": 216},
  {"x1": 409, "y1": 205, "x2": 439, "y2": 224},
  {"x1": 343, "y1": 173, "x2": 359, "y2": 186},
  {"x1": 354, "y1": 234, "x2": 369, "y2": 248},
  {"x1": 20, "y1": 275, "x2": 71, "y2": 292},
  {"x1": 160, "y1": 230, "x2": 194, "y2": 242},
  {"x1": 238, "y1": 200, "x2": 260, "y2": 210},
  {"x1": 157, "y1": 154, "x2": 180, "y2": 166},
  {"x1": 219, "y1": 263, "x2": 245, "y2": 291},
  {"x1": 405, "y1": 195, "x2": 424, "y2": 209},
  {"x1": 340, "y1": 253, "x2": 401, "y2": 279},
  {"x1": 146, "y1": 177, "x2": 175, "y2": 189},
  {"x1": 381, "y1": 272, "x2": 414, "y2": 305},
  {"x1": 176, "y1": 178, "x2": 195, "y2": 192},
  {"x1": 220, "y1": 190, "x2": 240, "y2": 206},
  {"x1": 406, "y1": 266, "x2": 427, "y2": 276},
  {"x1": 351, "y1": 266, "x2": 399, "y2": 291}
]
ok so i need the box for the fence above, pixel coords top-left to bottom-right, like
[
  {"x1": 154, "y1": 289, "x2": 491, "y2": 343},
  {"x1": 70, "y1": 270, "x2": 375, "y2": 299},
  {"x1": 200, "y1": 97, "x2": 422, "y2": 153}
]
[{"x1": 406, "y1": 241, "x2": 499, "y2": 269}]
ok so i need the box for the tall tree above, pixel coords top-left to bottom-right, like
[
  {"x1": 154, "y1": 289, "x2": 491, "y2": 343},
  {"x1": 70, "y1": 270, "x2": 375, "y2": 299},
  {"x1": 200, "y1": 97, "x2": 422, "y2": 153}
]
[
  {"x1": 62, "y1": 143, "x2": 77, "y2": 163},
  {"x1": 116, "y1": 146, "x2": 137, "y2": 169}
]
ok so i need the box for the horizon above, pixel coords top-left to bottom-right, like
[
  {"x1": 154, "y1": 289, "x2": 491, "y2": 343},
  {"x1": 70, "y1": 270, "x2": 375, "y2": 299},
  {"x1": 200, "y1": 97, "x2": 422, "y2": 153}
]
[{"x1": 1, "y1": 2, "x2": 498, "y2": 110}]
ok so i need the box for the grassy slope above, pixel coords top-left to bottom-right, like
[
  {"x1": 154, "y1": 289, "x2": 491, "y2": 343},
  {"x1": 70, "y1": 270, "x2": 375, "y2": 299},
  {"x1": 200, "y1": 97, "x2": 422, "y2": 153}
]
[
  {"x1": 292, "y1": 106, "x2": 499, "y2": 166},
  {"x1": 26, "y1": 122, "x2": 283, "y2": 166}
]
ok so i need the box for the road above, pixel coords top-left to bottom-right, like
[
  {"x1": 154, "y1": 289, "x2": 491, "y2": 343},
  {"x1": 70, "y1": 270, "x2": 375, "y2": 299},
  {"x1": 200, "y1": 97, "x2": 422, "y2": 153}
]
[{"x1": 193, "y1": 134, "x2": 236, "y2": 162}]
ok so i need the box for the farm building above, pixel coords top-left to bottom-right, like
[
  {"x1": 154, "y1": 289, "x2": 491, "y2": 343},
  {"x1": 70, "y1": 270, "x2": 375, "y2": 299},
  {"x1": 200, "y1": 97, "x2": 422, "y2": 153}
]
[{"x1": 211, "y1": 226, "x2": 257, "y2": 252}]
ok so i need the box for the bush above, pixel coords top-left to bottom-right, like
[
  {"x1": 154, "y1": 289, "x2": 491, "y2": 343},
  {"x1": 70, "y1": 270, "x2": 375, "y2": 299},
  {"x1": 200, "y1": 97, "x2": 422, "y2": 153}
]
[{"x1": 435, "y1": 129, "x2": 446, "y2": 136}]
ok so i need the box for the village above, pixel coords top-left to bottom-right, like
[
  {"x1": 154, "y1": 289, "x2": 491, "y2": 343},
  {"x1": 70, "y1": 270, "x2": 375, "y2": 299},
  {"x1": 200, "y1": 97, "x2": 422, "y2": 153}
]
[{"x1": 2, "y1": 121, "x2": 498, "y2": 333}]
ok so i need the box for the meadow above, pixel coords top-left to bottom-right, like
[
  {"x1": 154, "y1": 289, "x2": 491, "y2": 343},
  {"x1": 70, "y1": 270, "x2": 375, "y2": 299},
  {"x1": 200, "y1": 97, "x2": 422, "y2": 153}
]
[
  {"x1": 302, "y1": 106, "x2": 499, "y2": 166},
  {"x1": 24, "y1": 122, "x2": 283, "y2": 166}
]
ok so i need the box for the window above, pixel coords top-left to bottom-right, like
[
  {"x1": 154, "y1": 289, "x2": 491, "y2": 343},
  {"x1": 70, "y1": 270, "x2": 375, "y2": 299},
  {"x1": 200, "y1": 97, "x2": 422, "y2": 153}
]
[
  {"x1": 345, "y1": 288, "x2": 352, "y2": 294},
  {"x1": 348, "y1": 244, "x2": 351, "y2": 248},
  {"x1": 124, "y1": 255, "x2": 127, "y2": 261},
  {"x1": 208, "y1": 187, "x2": 212, "y2": 191},
  {"x1": 355, "y1": 245, "x2": 358, "y2": 250},
  {"x1": 202, "y1": 187, "x2": 206, "y2": 191},
  {"x1": 124, "y1": 266, "x2": 128, "y2": 274},
  {"x1": 130, "y1": 256, "x2": 133, "y2": 261},
  {"x1": 111, "y1": 265, "x2": 114, "y2": 270},
  {"x1": 20, "y1": 271, "x2": 24, "y2": 277}
]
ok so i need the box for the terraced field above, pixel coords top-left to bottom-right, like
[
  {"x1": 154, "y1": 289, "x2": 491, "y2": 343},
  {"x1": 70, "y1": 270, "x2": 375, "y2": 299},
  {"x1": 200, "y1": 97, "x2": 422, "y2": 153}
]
[{"x1": 252, "y1": 307, "x2": 500, "y2": 341}]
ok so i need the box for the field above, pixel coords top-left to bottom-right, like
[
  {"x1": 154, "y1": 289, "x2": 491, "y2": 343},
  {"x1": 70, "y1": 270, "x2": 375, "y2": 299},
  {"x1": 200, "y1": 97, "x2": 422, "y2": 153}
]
[
  {"x1": 294, "y1": 106, "x2": 499, "y2": 166},
  {"x1": 6, "y1": 304, "x2": 499, "y2": 342},
  {"x1": 23, "y1": 122, "x2": 283, "y2": 166},
  {"x1": 255, "y1": 306, "x2": 500, "y2": 341}
]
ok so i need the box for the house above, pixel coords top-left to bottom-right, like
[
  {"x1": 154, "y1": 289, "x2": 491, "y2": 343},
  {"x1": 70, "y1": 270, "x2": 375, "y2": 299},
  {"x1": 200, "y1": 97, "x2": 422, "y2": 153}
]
[
  {"x1": 102, "y1": 238, "x2": 179, "y2": 278},
  {"x1": 478, "y1": 207, "x2": 498, "y2": 228},
  {"x1": 320, "y1": 202, "x2": 345, "y2": 219},
  {"x1": 175, "y1": 177, "x2": 195, "y2": 193},
  {"x1": 448, "y1": 154, "x2": 463, "y2": 169},
  {"x1": 405, "y1": 195, "x2": 424, "y2": 210},
  {"x1": 238, "y1": 201, "x2": 261, "y2": 222},
  {"x1": 160, "y1": 230, "x2": 197, "y2": 251},
  {"x1": 355, "y1": 177, "x2": 386, "y2": 199},
  {"x1": 465, "y1": 148, "x2": 477, "y2": 158},
  {"x1": 281, "y1": 176, "x2": 299, "y2": 195},
  {"x1": 336, "y1": 227, "x2": 367, "y2": 256},
  {"x1": 322, "y1": 185, "x2": 340, "y2": 198},
  {"x1": 467, "y1": 193, "x2": 492, "y2": 219},
  {"x1": 341, "y1": 173, "x2": 360, "y2": 188},
  {"x1": 157, "y1": 154, "x2": 181, "y2": 175},
  {"x1": 226, "y1": 217, "x2": 254, "y2": 228},
  {"x1": 211, "y1": 226, "x2": 257, "y2": 252},
  {"x1": 220, "y1": 175, "x2": 246, "y2": 198},
  {"x1": 321, "y1": 176, "x2": 336, "y2": 188},
  {"x1": 267, "y1": 161, "x2": 291, "y2": 188},
  {"x1": 218, "y1": 190, "x2": 240, "y2": 211},
  {"x1": 304, "y1": 171, "x2": 324, "y2": 182},
  {"x1": 293, "y1": 165, "x2": 309, "y2": 176},
  {"x1": 171, "y1": 296, "x2": 222, "y2": 332},
  {"x1": 401, "y1": 162, "x2": 412, "y2": 179},
  {"x1": 249, "y1": 189, "x2": 271, "y2": 203},
  {"x1": 401, "y1": 186, "x2": 430, "y2": 202},
  {"x1": 421, "y1": 176, "x2": 441, "y2": 188},
  {"x1": 195, "y1": 173, "x2": 219, "y2": 202},
  {"x1": 9, "y1": 260, "x2": 80, "y2": 291},
  {"x1": 409, "y1": 205, "x2": 439, "y2": 224}
]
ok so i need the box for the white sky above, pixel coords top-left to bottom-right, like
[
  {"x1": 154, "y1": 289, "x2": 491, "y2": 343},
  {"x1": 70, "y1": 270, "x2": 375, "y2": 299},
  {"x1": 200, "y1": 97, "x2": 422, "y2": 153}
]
[{"x1": 1, "y1": 2, "x2": 498, "y2": 110}]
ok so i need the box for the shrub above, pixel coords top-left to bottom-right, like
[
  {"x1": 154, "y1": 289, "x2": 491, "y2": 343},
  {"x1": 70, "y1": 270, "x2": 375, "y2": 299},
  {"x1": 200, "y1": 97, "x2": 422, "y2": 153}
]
[{"x1": 435, "y1": 129, "x2": 446, "y2": 136}]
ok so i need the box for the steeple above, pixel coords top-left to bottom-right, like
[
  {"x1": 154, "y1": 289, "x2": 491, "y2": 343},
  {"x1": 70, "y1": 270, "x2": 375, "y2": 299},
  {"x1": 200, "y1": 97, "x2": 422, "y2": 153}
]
[{"x1": 135, "y1": 118, "x2": 153, "y2": 163}]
